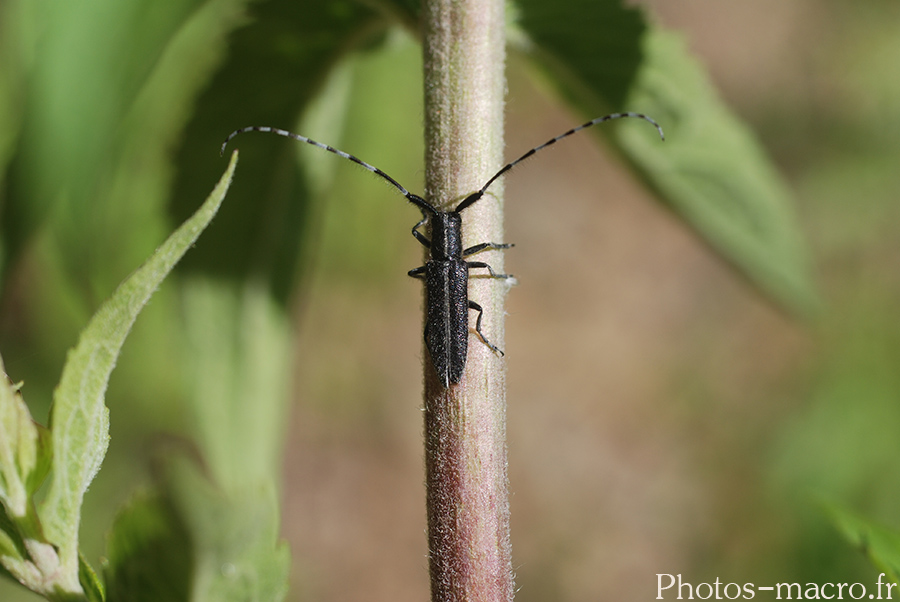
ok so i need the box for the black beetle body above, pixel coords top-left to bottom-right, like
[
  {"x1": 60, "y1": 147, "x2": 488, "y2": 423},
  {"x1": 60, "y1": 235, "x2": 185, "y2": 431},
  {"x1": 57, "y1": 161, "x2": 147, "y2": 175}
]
[{"x1": 408, "y1": 209, "x2": 510, "y2": 386}]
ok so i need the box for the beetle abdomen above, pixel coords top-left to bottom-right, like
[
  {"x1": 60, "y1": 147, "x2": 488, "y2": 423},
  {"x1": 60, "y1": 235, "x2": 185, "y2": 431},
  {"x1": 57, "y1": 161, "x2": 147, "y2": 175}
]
[{"x1": 424, "y1": 260, "x2": 469, "y2": 385}]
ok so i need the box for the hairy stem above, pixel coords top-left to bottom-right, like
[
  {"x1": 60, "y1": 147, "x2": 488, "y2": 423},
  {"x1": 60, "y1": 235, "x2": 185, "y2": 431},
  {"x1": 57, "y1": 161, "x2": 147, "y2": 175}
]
[{"x1": 422, "y1": 0, "x2": 512, "y2": 601}]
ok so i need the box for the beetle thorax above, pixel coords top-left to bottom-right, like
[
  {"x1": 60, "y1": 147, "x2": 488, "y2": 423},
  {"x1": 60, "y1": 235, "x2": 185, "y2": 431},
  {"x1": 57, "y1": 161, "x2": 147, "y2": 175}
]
[{"x1": 430, "y1": 212, "x2": 463, "y2": 261}]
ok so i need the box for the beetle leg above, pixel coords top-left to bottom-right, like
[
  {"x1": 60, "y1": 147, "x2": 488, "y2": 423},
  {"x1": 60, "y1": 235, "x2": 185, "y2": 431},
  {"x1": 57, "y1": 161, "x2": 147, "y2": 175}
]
[
  {"x1": 467, "y1": 261, "x2": 513, "y2": 280},
  {"x1": 462, "y1": 241, "x2": 513, "y2": 257},
  {"x1": 412, "y1": 213, "x2": 431, "y2": 249},
  {"x1": 468, "y1": 300, "x2": 504, "y2": 356}
]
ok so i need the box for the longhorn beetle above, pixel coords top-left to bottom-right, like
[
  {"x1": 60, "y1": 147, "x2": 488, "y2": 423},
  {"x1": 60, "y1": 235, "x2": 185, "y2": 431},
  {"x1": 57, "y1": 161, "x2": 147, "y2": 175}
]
[{"x1": 221, "y1": 112, "x2": 664, "y2": 387}]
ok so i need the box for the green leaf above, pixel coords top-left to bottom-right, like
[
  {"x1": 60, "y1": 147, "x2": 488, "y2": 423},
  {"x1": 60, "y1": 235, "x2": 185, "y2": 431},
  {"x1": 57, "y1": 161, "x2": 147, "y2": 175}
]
[
  {"x1": 514, "y1": 2, "x2": 818, "y2": 314},
  {"x1": 828, "y1": 504, "x2": 900, "y2": 586},
  {"x1": 0, "y1": 354, "x2": 51, "y2": 521},
  {"x1": 0, "y1": 501, "x2": 26, "y2": 560},
  {"x1": 0, "y1": 0, "x2": 33, "y2": 203},
  {"x1": 169, "y1": 0, "x2": 384, "y2": 304},
  {"x1": 167, "y1": 457, "x2": 290, "y2": 602},
  {"x1": 383, "y1": 0, "x2": 420, "y2": 23},
  {"x1": 167, "y1": 278, "x2": 292, "y2": 601},
  {"x1": 3, "y1": 0, "x2": 251, "y2": 304},
  {"x1": 2, "y1": 0, "x2": 207, "y2": 266},
  {"x1": 78, "y1": 553, "x2": 105, "y2": 602},
  {"x1": 37, "y1": 152, "x2": 238, "y2": 594},
  {"x1": 103, "y1": 492, "x2": 192, "y2": 602},
  {"x1": 514, "y1": 0, "x2": 644, "y2": 109},
  {"x1": 619, "y1": 30, "x2": 817, "y2": 313},
  {"x1": 180, "y1": 278, "x2": 292, "y2": 490},
  {"x1": 0, "y1": 356, "x2": 54, "y2": 596}
]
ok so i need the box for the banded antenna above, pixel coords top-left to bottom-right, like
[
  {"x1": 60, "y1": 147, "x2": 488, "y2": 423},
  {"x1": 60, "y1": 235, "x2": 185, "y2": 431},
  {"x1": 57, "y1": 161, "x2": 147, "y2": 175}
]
[
  {"x1": 221, "y1": 112, "x2": 664, "y2": 214},
  {"x1": 220, "y1": 112, "x2": 665, "y2": 387},
  {"x1": 220, "y1": 126, "x2": 435, "y2": 215},
  {"x1": 455, "y1": 112, "x2": 664, "y2": 212}
]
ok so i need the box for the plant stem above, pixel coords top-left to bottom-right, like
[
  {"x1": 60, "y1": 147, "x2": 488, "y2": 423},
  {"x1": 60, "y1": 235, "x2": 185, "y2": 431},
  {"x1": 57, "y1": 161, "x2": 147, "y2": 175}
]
[{"x1": 422, "y1": 0, "x2": 512, "y2": 601}]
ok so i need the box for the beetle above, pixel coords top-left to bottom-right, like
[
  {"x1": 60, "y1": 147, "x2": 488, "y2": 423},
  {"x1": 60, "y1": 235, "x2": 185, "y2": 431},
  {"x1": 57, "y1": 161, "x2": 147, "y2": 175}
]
[{"x1": 221, "y1": 112, "x2": 664, "y2": 386}]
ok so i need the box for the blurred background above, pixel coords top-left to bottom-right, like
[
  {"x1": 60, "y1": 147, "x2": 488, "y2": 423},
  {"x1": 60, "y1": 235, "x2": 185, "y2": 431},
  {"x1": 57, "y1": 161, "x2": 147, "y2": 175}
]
[{"x1": 1, "y1": 0, "x2": 899, "y2": 601}]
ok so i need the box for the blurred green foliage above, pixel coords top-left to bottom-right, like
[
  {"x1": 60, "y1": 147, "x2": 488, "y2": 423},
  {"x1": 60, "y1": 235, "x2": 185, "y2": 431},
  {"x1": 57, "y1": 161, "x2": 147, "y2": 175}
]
[{"x1": 0, "y1": 151, "x2": 236, "y2": 600}]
